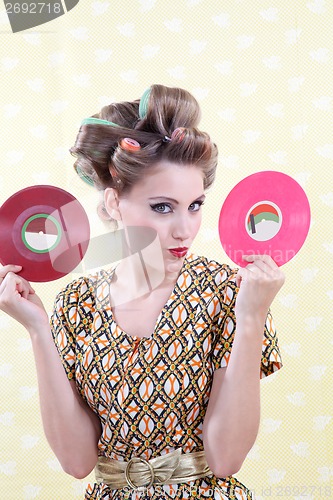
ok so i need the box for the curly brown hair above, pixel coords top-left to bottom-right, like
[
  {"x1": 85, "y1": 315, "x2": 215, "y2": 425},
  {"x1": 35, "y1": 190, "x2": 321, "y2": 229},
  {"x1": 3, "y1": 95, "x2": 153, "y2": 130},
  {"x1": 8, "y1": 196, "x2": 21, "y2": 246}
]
[{"x1": 70, "y1": 84, "x2": 218, "y2": 195}]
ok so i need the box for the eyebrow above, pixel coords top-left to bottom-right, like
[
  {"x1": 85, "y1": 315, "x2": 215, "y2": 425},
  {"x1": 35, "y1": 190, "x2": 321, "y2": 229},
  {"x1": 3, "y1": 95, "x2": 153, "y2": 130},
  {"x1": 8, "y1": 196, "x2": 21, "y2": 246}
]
[{"x1": 148, "y1": 194, "x2": 206, "y2": 204}]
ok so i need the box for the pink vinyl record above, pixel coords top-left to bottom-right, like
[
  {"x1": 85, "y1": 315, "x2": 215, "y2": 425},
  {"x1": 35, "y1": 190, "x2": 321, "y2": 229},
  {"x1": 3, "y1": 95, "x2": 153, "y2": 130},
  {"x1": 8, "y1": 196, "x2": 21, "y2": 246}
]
[{"x1": 218, "y1": 171, "x2": 311, "y2": 267}]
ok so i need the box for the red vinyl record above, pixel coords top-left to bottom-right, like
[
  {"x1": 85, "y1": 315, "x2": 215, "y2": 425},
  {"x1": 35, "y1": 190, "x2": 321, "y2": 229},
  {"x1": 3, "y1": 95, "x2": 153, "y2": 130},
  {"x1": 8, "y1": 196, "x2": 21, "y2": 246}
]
[
  {"x1": 218, "y1": 171, "x2": 311, "y2": 267},
  {"x1": 0, "y1": 185, "x2": 90, "y2": 282}
]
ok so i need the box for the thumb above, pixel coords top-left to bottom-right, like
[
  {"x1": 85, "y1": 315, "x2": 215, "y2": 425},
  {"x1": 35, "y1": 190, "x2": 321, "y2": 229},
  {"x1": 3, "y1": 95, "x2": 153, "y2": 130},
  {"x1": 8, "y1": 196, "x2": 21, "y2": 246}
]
[{"x1": 235, "y1": 270, "x2": 242, "y2": 288}]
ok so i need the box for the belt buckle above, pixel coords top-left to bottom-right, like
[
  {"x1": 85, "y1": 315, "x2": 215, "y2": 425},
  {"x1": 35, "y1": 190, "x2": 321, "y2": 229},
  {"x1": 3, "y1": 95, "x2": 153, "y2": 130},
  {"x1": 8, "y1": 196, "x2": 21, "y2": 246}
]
[{"x1": 125, "y1": 457, "x2": 155, "y2": 490}]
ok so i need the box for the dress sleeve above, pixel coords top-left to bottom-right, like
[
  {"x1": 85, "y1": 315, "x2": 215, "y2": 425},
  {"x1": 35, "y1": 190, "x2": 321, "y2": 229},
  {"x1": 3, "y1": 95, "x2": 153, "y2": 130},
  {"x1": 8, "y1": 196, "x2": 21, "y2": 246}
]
[
  {"x1": 50, "y1": 280, "x2": 82, "y2": 380},
  {"x1": 212, "y1": 267, "x2": 282, "y2": 378}
]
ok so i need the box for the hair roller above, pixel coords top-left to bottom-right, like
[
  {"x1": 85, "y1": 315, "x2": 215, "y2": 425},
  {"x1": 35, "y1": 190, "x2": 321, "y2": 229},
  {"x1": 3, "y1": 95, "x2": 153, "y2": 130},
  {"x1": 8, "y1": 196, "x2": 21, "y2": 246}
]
[
  {"x1": 74, "y1": 164, "x2": 94, "y2": 187},
  {"x1": 139, "y1": 87, "x2": 151, "y2": 119},
  {"x1": 81, "y1": 117, "x2": 120, "y2": 128},
  {"x1": 171, "y1": 127, "x2": 187, "y2": 143},
  {"x1": 119, "y1": 138, "x2": 141, "y2": 152}
]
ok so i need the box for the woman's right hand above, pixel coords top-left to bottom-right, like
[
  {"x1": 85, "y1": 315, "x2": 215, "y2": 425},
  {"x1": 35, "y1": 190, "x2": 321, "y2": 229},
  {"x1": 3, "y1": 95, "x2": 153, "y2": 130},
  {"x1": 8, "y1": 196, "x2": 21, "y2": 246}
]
[{"x1": 0, "y1": 265, "x2": 49, "y2": 331}]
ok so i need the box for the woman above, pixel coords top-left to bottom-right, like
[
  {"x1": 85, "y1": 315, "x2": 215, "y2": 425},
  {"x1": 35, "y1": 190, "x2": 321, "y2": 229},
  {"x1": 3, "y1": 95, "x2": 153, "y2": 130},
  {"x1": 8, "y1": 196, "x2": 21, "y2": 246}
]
[{"x1": 0, "y1": 85, "x2": 284, "y2": 499}]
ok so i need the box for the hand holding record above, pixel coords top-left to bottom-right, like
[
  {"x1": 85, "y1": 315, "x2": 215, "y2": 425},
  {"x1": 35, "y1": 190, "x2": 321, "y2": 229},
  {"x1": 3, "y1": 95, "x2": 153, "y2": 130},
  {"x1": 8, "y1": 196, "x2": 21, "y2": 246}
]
[
  {"x1": 218, "y1": 171, "x2": 311, "y2": 267},
  {"x1": 0, "y1": 264, "x2": 49, "y2": 331},
  {"x1": 234, "y1": 254, "x2": 285, "y2": 320},
  {"x1": 0, "y1": 185, "x2": 90, "y2": 282}
]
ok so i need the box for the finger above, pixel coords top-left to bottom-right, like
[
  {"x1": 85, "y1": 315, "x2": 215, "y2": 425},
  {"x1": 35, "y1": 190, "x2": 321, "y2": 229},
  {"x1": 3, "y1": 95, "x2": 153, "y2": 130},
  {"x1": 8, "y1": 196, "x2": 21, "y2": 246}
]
[
  {"x1": 16, "y1": 276, "x2": 35, "y2": 295},
  {"x1": 246, "y1": 259, "x2": 272, "y2": 275},
  {"x1": 0, "y1": 272, "x2": 35, "y2": 297},
  {"x1": 235, "y1": 271, "x2": 242, "y2": 288},
  {"x1": 242, "y1": 254, "x2": 279, "y2": 270},
  {"x1": 15, "y1": 279, "x2": 33, "y2": 300},
  {"x1": 236, "y1": 266, "x2": 254, "y2": 282},
  {"x1": 244, "y1": 264, "x2": 258, "y2": 274},
  {"x1": 0, "y1": 265, "x2": 22, "y2": 279},
  {"x1": 236, "y1": 263, "x2": 267, "y2": 283}
]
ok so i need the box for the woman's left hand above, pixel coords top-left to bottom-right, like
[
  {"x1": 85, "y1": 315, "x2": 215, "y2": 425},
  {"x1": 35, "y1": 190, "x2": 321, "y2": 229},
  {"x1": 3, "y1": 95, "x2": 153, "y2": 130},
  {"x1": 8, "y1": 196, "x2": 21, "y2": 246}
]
[{"x1": 235, "y1": 255, "x2": 285, "y2": 320}]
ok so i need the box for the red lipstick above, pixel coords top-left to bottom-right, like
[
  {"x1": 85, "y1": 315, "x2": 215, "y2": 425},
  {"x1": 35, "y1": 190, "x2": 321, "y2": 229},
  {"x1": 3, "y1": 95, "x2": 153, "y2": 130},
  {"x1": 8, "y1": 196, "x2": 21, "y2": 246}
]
[{"x1": 169, "y1": 247, "x2": 188, "y2": 258}]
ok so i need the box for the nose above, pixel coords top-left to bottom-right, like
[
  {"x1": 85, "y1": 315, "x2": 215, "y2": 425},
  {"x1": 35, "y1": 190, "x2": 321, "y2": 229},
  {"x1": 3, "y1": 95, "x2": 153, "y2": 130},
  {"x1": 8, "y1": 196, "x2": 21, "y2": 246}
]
[{"x1": 171, "y1": 213, "x2": 192, "y2": 243}]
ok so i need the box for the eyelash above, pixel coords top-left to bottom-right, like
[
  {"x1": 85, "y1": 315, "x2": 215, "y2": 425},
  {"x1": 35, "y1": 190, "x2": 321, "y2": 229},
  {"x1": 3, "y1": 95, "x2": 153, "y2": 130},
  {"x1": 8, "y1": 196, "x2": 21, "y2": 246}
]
[{"x1": 150, "y1": 200, "x2": 205, "y2": 214}]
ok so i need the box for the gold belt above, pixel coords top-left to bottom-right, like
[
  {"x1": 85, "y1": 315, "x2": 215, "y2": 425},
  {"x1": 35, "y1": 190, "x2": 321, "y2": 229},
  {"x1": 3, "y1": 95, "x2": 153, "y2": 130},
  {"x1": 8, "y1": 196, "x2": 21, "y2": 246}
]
[{"x1": 95, "y1": 449, "x2": 212, "y2": 490}]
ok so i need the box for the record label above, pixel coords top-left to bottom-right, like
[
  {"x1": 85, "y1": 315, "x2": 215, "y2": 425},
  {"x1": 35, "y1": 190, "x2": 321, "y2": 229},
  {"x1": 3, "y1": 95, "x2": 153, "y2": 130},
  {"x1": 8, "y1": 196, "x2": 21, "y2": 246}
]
[
  {"x1": 21, "y1": 214, "x2": 62, "y2": 253},
  {"x1": 0, "y1": 185, "x2": 90, "y2": 282},
  {"x1": 218, "y1": 171, "x2": 311, "y2": 267},
  {"x1": 245, "y1": 201, "x2": 283, "y2": 241}
]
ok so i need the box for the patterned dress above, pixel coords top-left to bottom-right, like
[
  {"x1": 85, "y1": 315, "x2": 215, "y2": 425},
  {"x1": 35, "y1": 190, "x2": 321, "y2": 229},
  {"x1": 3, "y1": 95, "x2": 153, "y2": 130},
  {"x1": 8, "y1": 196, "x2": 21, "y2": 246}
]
[{"x1": 51, "y1": 253, "x2": 282, "y2": 500}]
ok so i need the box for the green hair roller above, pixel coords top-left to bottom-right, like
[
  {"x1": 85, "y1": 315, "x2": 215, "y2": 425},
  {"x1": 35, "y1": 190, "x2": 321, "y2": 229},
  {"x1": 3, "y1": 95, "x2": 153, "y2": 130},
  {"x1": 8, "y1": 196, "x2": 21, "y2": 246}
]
[
  {"x1": 139, "y1": 87, "x2": 151, "y2": 119},
  {"x1": 74, "y1": 164, "x2": 94, "y2": 187},
  {"x1": 81, "y1": 117, "x2": 120, "y2": 127}
]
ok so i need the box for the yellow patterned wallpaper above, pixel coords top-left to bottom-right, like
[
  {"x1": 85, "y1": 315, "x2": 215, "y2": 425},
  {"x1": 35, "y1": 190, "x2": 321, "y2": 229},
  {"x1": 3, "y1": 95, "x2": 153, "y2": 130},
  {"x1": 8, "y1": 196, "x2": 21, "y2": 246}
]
[{"x1": 0, "y1": 1, "x2": 332, "y2": 499}]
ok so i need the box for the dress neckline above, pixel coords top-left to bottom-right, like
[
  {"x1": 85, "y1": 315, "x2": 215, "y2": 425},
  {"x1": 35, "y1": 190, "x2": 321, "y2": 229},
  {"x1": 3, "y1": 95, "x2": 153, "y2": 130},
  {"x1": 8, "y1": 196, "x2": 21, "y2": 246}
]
[{"x1": 107, "y1": 256, "x2": 190, "y2": 341}]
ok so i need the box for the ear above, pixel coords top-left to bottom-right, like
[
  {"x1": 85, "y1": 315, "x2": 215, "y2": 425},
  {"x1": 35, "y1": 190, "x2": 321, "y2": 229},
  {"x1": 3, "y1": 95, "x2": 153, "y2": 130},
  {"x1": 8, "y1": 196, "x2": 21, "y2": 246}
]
[{"x1": 104, "y1": 188, "x2": 122, "y2": 221}]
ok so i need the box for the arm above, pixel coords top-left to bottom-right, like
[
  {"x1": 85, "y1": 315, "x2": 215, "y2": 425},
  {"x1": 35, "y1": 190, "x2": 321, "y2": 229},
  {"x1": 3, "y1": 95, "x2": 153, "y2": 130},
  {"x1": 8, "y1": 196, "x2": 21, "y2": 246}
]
[
  {"x1": 202, "y1": 313, "x2": 265, "y2": 477},
  {"x1": 31, "y1": 324, "x2": 101, "y2": 478},
  {"x1": 0, "y1": 266, "x2": 101, "y2": 479},
  {"x1": 202, "y1": 255, "x2": 285, "y2": 478}
]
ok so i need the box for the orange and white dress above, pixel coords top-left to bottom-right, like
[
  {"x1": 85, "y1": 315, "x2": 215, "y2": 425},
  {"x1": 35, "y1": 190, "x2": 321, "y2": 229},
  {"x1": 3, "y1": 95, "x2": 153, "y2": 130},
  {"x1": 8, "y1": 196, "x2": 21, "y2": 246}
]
[{"x1": 51, "y1": 253, "x2": 282, "y2": 500}]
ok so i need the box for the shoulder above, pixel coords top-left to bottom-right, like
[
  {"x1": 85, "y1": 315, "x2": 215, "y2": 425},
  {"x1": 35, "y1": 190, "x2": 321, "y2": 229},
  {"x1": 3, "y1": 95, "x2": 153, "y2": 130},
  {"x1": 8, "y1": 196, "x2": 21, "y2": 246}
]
[
  {"x1": 53, "y1": 268, "x2": 114, "y2": 309},
  {"x1": 184, "y1": 253, "x2": 238, "y2": 285}
]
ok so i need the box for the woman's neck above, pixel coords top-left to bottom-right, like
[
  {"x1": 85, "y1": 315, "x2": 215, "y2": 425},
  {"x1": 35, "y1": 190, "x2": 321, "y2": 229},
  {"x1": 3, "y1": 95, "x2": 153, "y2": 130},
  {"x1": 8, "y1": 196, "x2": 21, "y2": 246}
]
[{"x1": 109, "y1": 252, "x2": 185, "y2": 308}]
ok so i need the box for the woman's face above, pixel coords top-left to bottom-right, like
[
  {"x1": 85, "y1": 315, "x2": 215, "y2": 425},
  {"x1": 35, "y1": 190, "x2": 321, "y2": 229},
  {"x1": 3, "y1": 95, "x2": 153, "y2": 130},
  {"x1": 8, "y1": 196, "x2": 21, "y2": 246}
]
[{"x1": 105, "y1": 161, "x2": 205, "y2": 268}]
